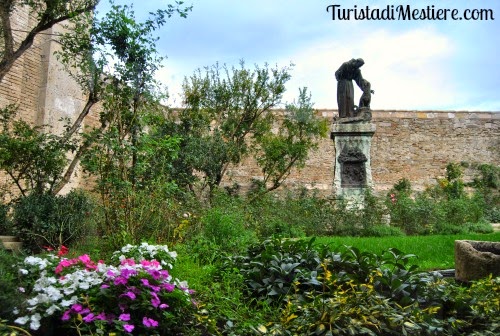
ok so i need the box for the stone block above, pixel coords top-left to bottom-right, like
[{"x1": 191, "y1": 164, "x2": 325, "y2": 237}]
[{"x1": 455, "y1": 240, "x2": 500, "y2": 282}]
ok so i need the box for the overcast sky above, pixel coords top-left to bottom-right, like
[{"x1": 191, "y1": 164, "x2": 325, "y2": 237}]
[{"x1": 97, "y1": 0, "x2": 500, "y2": 111}]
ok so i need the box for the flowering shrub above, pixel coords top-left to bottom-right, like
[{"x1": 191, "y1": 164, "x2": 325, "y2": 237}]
[{"x1": 13, "y1": 243, "x2": 196, "y2": 335}]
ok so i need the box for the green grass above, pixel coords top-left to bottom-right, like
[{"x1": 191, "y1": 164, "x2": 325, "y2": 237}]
[{"x1": 314, "y1": 232, "x2": 500, "y2": 271}]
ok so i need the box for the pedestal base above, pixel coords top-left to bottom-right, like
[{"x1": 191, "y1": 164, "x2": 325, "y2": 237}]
[{"x1": 331, "y1": 122, "x2": 376, "y2": 205}]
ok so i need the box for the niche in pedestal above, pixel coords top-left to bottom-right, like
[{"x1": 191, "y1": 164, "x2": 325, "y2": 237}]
[{"x1": 338, "y1": 147, "x2": 367, "y2": 188}]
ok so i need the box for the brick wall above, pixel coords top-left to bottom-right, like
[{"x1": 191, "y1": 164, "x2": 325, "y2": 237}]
[{"x1": 222, "y1": 110, "x2": 500, "y2": 194}]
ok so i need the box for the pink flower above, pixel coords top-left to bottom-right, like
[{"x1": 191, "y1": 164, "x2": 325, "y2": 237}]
[
  {"x1": 61, "y1": 310, "x2": 71, "y2": 321},
  {"x1": 141, "y1": 260, "x2": 160, "y2": 268},
  {"x1": 78, "y1": 254, "x2": 91, "y2": 264},
  {"x1": 163, "y1": 283, "x2": 175, "y2": 292},
  {"x1": 142, "y1": 317, "x2": 159, "y2": 328},
  {"x1": 141, "y1": 278, "x2": 150, "y2": 286},
  {"x1": 122, "y1": 291, "x2": 136, "y2": 300},
  {"x1": 83, "y1": 313, "x2": 95, "y2": 323},
  {"x1": 121, "y1": 258, "x2": 136, "y2": 266},
  {"x1": 119, "y1": 313, "x2": 131, "y2": 321},
  {"x1": 150, "y1": 292, "x2": 160, "y2": 307},
  {"x1": 71, "y1": 304, "x2": 83, "y2": 313},
  {"x1": 159, "y1": 303, "x2": 169, "y2": 309},
  {"x1": 95, "y1": 312, "x2": 107, "y2": 320},
  {"x1": 55, "y1": 259, "x2": 76, "y2": 274},
  {"x1": 124, "y1": 324, "x2": 135, "y2": 333}
]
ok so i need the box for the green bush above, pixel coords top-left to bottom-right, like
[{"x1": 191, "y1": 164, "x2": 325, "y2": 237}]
[
  {"x1": 0, "y1": 249, "x2": 24, "y2": 322},
  {"x1": 13, "y1": 190, "x2": 94, "y2": 253},
  {"x1": 0, "y1": 203, "x2": 11, "y2": 234},
  {"x1": 186, "y1": 194, "x2": 257, "y2": 264}
]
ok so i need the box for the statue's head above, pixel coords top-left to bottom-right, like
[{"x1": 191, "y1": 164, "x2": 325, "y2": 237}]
[{"x1": 354, "y1": 58, "x2": 365, "y2": 68}]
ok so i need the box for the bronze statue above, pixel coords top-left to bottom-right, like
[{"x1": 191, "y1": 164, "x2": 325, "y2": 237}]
[{"x1": 335, "y1": 58, "x2": 373, "y2": 120}]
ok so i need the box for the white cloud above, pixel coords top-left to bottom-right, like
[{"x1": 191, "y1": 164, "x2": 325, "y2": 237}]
[{"x1": 281, "y1": 27, "x2": 456, "y2": 110}]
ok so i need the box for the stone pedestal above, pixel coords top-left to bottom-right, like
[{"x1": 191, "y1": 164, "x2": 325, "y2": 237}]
[{"x1": 331, "y1": 122, "x2": 376, "y2": 204}]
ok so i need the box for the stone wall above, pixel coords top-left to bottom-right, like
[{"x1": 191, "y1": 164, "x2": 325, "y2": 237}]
[
  {"x1": 0, "y1": 6, "x2": 94, "y2": 193},
  {"x1": 223, "y1": 110, "x2": 500, "y2": 194}
]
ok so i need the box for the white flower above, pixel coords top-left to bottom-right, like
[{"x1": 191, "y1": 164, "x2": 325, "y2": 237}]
[
  {"x1": 30, "y1": 313, "x2": 41, "y2": 330},
  {"x1": 13, "y1": 307, "x2": 19, "y2": 315},
  {"x1": 18, "y1": 287, "x2": 25, "y2": 293},
  {"x1": 19, "y1": 268, "x2": 28, "y2": 275},
  {"x1": 27, "y1": 297, "x2": 39, "y2": 306},
  {"x1": 46, "y1": 304, "x2": 59, "y2": 315},
  {"x1": 14, "y1": 316, "x2": 29, "y2": 325}
]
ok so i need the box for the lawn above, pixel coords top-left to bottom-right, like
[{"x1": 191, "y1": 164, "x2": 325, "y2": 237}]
[{"x1": 314, "y1": 232, "x2": 500, "y2": 270}]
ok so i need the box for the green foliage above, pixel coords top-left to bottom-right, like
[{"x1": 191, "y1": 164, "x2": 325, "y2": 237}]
[
  {"x1": 254, "y1": 88, "x2": 328, "y2": 195},
  {"x1": 387, "y1": 165, "x2": 492, "y2": 235},
  {"x1": 185, "y1": 193, "x2": 258, "y2": 264},
  {"x1": 225, "y1": 237, "x2": 321, "y2": 305},
  {"x1": 0, "y1": 105, "x2": 74, "y2": 197},
  {"x1": 0, "y1": 249, "x2": 24, "y2": 322},
  {"x1": 174, "y1": 60, "x2": 293, "y2": 194},
  {"x1": 77, "y1": 4, "x2": 190, "y2": 250},
  {"x1": 12, "y1": 190, "x2": 94, "y2": 253},
  {"x1": 393, "y1": 177, "x2": 412, "y2": 194},
  {"x1": 471, "y1": 163, "x2": 500, "y2": 222}
]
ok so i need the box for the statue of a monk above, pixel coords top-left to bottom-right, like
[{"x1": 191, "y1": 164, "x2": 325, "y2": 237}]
[{"x1": 335, "y1": 58, "x2": 367, "y2": 119}]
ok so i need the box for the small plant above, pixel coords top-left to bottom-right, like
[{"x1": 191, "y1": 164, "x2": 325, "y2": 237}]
[{"x1": 12, "y1": 190, "x2": 94, "y2": 253}]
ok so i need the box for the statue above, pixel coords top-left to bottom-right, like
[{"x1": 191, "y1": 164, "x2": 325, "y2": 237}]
[{"x1": 334, "y1": 58, "x2": 374, "y2": 121}]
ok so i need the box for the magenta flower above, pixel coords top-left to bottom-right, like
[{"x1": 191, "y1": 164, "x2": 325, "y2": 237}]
[
  {"x1": 95, "y1": 312, "x2": 107, "y2": 320},
  {"x1": 71, "y1": 304, "x2": 83, "y2": 313},
  {"x1": 122, "y1": 291, "x2": 136, "y2": 300},
  {"x1": 124, "y1": 324, "x2": 135, "y2": 333},
  {"x1": 159, "y1": 303, "x2": 169, "y2": 309},
  {"x1": 114, "y1": 276, "x2": 128, "y2": 286},
  {"x1": 141, "y1": 278, "x2": 150, "y2": 286},
  {"x1": 148, "y1": 269, "x2": 161, "y2": 280},
  {"x1": 163, "y1": 283, "x2": 175, "y2": 292},
  {"x1": 119, "y1": 313, "x2": 131, "y2": 321},
  {"x1": 61, "y1": 310, "x2": 71, "y2": 321},
  {"x1": 143, "y1": 317, "x2": 159, "y2": 328},
  {"x1": 150, "y1": 292, "x2": 161, "y2": 307},
  {"x1": 120, "y1": 268, "x2": 138, "y2": 278},
  {"x1": 83, "y1": 313, "x2": 95, "y2": 323}
]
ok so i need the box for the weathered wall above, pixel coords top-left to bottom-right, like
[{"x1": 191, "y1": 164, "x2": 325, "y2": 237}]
[
  {"x1": 223, "y1": 110, "x2": 500, "y2": 194},
  {"x1": 0, "y1": 6, "x2": 93, "y2": 193}
]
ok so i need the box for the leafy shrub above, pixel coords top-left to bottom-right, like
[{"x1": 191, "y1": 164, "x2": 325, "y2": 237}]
[
  {"x1": 225, "y1": 237, "x2": 321, "y2": 305},
  {"x1": 233, "y1": 239, "x2": 500, "y2": 336},
  {"x1": 13, "y1": 190, "x2": 94, "y2": 253},
  {"x1": 186, "y1": 195, "x2": 257, "y2": 264},
  {"x1": 0, "y1": 249, "x2": 25, "y2": 322}
]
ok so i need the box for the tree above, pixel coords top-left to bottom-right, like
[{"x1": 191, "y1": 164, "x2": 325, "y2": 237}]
[
  {"x1": 170, "y1": 61, "x2": 327, "y2": 200},
  {"x1": 77, "y1": 3, "x2": 186, "y2": 247},
  {"x1": 0, "y1": 0, "x2": 98, "y2": 83},
  {"x1": 254, "y1": 87, "x2": 328, "y2": 197},
  {"x1": 0, "y1": 1, "x2": 191, "y2": 196}
]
